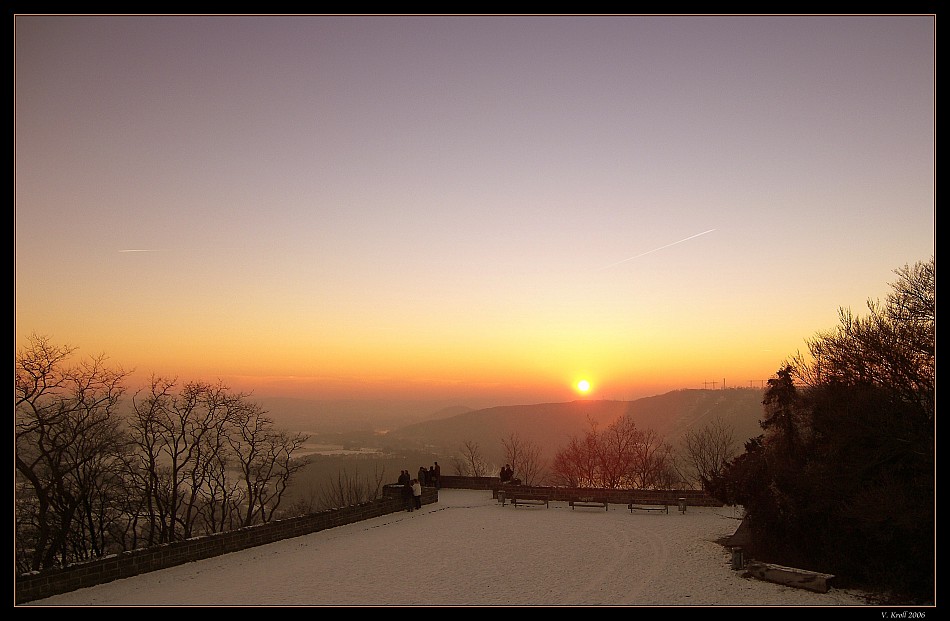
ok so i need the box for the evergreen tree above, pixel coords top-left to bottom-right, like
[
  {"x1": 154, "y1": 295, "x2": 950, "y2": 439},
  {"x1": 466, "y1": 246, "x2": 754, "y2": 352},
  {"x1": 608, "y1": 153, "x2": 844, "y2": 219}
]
[{"x1": 713, "y1": 257, "x2": 934, "y2": 603}]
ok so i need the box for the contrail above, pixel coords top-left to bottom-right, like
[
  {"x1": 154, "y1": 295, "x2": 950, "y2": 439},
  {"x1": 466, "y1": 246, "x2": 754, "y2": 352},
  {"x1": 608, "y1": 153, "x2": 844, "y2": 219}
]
[
  {"x1": 119, "y1": 249, "x2": 163, "y2": 253},
  {"x1": 598, "y1": 228, "x2": 717, "y2": 270}
]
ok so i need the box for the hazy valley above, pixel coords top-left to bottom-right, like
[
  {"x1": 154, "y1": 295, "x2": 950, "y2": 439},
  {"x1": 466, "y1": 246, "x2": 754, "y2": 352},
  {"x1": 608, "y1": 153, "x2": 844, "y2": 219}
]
[{"x1": 267, "y1": 388, "x2": 768, "y2": 504}]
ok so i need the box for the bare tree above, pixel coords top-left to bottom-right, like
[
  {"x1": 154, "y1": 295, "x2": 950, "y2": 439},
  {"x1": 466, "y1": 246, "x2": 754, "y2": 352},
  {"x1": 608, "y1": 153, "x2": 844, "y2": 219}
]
[
  {"x1": 226, "y1": 400, "x2": 309, "y2": 526},
  {"x1": 551, "y1": 415, "x2": 675, "y2": 490},
  {"x1": 128, "y1": 378, "x2": 227, "y2": 542},
  {"x1": 450, "y1": 455, "x2": 467, "y2": 476},
  {"x1": 550, "y1": 437, "x2": 584, "y2": 487},
  {"x1": 128, "y1": 379, "x2": 309, "y2": 540},
  {"x1": 654, "y1": 458, "x2": 685, "y2": 490},
  {"x1": 15, "y1": 336, "x2": 313, "y2": 572},
  {"x1": 626, "y1": 427, "x2": 676, "y2": 490},
  {"x1": 501, "y1": 433, "x2": 546, "y2": 486},
  {"x1": 286, "y1": 480, "x2": 323, "y2": 515},
  {"x1": 599, "y1": 417, "x2": 642, "y2": 489},
  {"x1": 458, "y1": 440, "x2": 488, "y2": 477},
  {"x1": 15, "y1": 334, "x2": 129, "y2": 571},
  {"x1": 681, "y1": 416, "x2": 738, "y2": 489},
  {"x1": 792, "y1": 257, "x2": 935, "y2": 418},
  {"x1": 316, "y1": 463, "x2": 387, "y2": 511},
  {"x1": 550, "y1": 417, "x2": 601, "y2": 487}
]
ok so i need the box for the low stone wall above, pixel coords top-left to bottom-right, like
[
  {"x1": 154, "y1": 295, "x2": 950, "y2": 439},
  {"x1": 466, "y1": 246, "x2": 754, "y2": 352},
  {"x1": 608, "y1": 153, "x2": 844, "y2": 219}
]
[
  {"x1": 17, "y1": 482, "x2": 718, "y2": 604},
  {"x1": 15, "y1": 486, "x2": 437, "y2": 605},
  {"x1": 439, "y1": 475, "x2": 499, "y2": 490},
  {"x1": 488, "y1": 483, "x2": 720, "y2": 507},
  {"x1": 441, "y1": 477, "x2": 718, "y2": 508}
]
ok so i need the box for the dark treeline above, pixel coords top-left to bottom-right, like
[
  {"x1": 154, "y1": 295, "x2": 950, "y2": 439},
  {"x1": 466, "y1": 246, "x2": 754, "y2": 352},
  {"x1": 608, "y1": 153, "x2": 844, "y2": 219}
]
[{"x1": 707, "y1": 257, "x2": 935, "y2": 604}]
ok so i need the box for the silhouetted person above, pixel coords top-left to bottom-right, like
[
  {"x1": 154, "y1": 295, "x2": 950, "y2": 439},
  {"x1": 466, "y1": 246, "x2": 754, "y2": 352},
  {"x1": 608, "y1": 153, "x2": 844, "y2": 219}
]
[
  {"x1": 434, "y1": 462, "x2": 441, "y2": 488},
  {"x1": 419, "y1": 466, "x2": 428, "y2": 486}
]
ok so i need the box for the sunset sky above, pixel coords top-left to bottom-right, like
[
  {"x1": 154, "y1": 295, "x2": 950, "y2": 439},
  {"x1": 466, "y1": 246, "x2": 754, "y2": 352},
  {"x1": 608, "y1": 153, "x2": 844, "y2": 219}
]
[{"x1": 14, "y1": 15, "x2": 934, "y2": 407}]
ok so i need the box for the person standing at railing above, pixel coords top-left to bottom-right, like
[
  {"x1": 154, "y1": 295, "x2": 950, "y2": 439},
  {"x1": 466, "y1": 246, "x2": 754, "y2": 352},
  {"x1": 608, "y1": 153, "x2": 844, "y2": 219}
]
[
  {"x1": 411, "y1": 479, "x2": 423, "y2": 510},
  {"x1": 403, "y1": 479, "x2": 414, "y2": 512}
]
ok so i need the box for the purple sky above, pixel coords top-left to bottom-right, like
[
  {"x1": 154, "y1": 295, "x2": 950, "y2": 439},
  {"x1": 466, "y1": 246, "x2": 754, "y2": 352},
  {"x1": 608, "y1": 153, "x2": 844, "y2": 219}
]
[{"x1": 15, "y1": 15, "x2": 935, "y2": 406}]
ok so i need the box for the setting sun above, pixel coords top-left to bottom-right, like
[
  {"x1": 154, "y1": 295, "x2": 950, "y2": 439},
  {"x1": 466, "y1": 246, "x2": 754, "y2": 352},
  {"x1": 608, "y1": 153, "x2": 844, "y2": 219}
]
[{"x1": 577, "y1": 379, "x2": 591, "y2": 393}]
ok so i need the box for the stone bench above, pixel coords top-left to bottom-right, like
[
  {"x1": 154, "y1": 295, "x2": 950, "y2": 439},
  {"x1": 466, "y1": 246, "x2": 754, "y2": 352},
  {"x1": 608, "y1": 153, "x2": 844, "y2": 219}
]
[{"x1": 744, "y1": 561, "x2": 835, "y2": 593}]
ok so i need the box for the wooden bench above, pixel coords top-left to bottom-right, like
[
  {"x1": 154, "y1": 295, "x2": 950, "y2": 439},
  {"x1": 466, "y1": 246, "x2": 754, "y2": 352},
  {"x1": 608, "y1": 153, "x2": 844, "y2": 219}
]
[
  {"x1": 628, "y1": 502, "x2": 669, "y2": 514},
  {"x1": 508, "y1": 494, "x2": 550, "y2": 508},
  {"x1": 569, "y1": 497, "x2": 608, "y2": 511}
]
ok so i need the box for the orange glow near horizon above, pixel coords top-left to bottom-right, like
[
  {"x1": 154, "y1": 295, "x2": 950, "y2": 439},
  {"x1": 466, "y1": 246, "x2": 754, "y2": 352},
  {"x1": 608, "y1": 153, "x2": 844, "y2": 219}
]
[{"x1": 15, "y1": 317, "x2": 824, "y2": 405}]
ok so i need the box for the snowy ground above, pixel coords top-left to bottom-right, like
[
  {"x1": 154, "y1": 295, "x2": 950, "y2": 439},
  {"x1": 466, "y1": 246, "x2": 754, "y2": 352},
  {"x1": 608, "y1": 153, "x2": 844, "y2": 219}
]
[{"x1": 24, "y1": 488, "x2": 874, "y2": 607}]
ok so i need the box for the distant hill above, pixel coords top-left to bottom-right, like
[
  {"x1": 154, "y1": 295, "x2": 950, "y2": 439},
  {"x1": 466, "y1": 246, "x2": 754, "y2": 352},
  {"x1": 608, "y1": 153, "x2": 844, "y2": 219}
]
[
  {"x1": 257, "y1": 396, "x2": 474, "y2": 434},
  {"x1": 384, "y1": 388, "x2": 767, "y2": 468}
]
